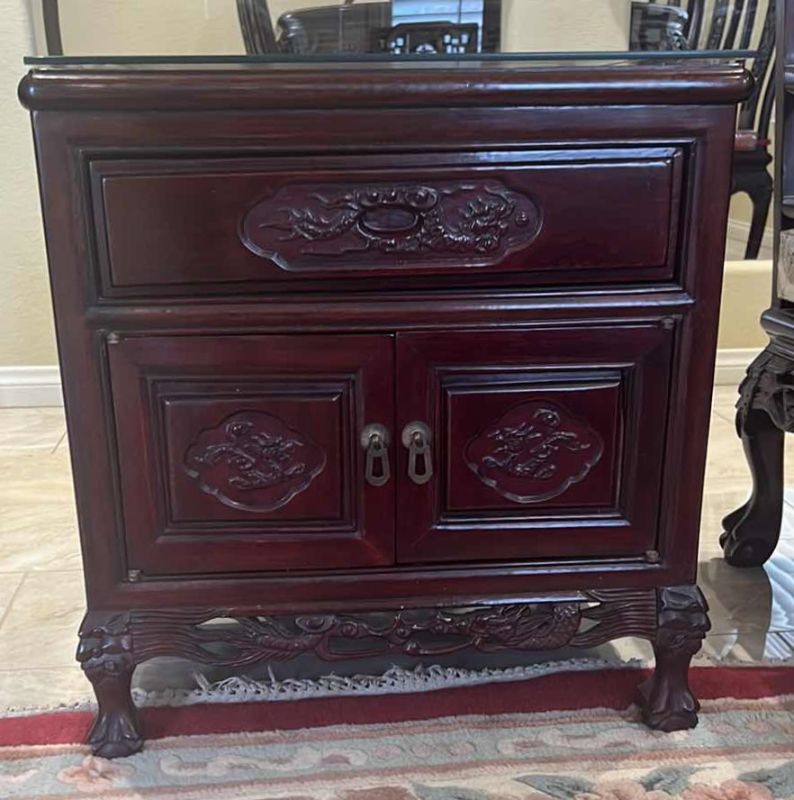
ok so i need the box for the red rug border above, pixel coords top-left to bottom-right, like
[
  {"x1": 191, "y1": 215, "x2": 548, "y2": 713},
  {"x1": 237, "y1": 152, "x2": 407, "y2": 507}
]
[{"x1": 1, "y1": 667, "x2": 791, "y2": 749}]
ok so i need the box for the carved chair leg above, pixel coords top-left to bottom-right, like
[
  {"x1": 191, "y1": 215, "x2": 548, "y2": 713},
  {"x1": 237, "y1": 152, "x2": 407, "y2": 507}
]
[
  {"x1": 720, "y1": 408, "x2": 784, "y2": 567},
  {"x1": 744, "y1": 179, "x2": 773, "y2": 260},
  {"x1": 638, "y1": 586, "x2": 710, "y2": 732},
  {"x1": 77, "y1": 612, "x2": 143, "y2": 759}
]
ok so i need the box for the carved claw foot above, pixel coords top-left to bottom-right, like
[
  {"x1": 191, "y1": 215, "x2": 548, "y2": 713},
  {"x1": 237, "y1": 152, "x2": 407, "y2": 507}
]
[
  {"x1": 77, "y1": 612, "x2": 143, "y2": 758},
  {"x1": 719, "y1": 500, "x2": 782, "y2": 567},
  {"x1": 87, "y1": 705, "x2": 143, "y2": 759},
  {"x1": 719, "y1": 502, "x2": 748, "y2": 547},
  {"x1": 720, "y1": 524, "x2": 780, "y2": 568},
  {"x1": 638, "y1": 586, "x2": 709, "y2": 732}
]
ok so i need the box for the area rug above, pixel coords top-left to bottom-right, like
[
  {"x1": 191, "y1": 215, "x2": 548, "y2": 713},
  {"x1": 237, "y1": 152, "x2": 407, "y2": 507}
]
[
  {"x1": 2, "y1": 693, "x2": 794, "y2": 799},
  {"x1": 1, "y1": 669, "x2": 793, "y2": 799},
  {"x1": 2, "y1": 667, "x2": 792, "y2": 748}
]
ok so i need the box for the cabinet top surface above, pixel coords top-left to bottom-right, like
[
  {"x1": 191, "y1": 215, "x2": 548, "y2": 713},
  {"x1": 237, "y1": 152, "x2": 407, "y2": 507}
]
[{"x1": 20, "y1": 61, "x2": 752, "y2": 110}]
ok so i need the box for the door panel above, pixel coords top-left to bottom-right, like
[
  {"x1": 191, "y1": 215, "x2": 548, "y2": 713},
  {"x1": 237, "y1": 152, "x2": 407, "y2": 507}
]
[
  {"x1": 396, "y1": 324, "x2": 674, "y2": 564},
  {"x1": 108, "y1": 334, "x2": 395, "y2": 575}
]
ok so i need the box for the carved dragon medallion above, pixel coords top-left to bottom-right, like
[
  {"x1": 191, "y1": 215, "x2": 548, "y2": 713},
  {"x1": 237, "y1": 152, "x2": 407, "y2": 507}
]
[
  {"x1": 465, "y1": 400, "x2": 604, "y2": 504},
  {"x1": 241, "y1": 179, "x2": 542, "y2": 271},
  {"x1": 183, "y1": 411, "x2": 326, "y2": 512}
]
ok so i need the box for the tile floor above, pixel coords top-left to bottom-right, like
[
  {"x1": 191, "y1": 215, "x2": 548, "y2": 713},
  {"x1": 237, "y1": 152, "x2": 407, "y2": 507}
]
[{"x1": 0, "y1": 391, "x2": 793, "y2": 712}]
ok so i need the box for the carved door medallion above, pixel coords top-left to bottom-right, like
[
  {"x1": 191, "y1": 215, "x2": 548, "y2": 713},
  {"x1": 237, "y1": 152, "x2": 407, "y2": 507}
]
[
  {"x1": 241, "y1": 179, "x2": 542, "y2": 270},
  {"x1": 183, "y1": 411, "x2": 326, "y2": 513},
  {"x1": 465, "y1": 400, "x2": 604, "y2": 504}
]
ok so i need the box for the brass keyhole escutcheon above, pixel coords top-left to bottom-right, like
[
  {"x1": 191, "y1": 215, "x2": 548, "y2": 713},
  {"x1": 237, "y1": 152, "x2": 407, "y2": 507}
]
[
  {"x1": 402, "y1": 421, "x2": 433, "y2": 486},
  {"x1": 361, "y1": 423, "x2": 391, "y2": 487}
]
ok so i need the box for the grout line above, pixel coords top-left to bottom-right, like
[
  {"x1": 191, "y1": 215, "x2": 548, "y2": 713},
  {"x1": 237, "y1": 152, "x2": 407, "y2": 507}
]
[
  {"x1": 51, "y1": 430, "x2": 66, "y2": 454},
  {"x1": 0, "y1": 573, "x2": 28, "y2": 630},
  {"x1": 0, "y1": 569, "x2": 83, "y2": 575},
  {"x1": 712, "y1": 409, "x2": 737, "y2": 426}
]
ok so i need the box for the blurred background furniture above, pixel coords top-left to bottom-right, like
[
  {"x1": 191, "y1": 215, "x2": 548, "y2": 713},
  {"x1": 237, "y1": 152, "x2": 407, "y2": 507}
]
[
  {"x1": 721, "y1": 0, "x2": 794, "y2": 567},
  {"x1": 631, "y1": 0, "x2": 776, "y2": 259},
  {"x1": 237, "y1": 0, "x2": 279, "y2": 54},
  {"x1": 237, "y1": 0, "x2": 501, "y2": 56},
  {"x1": 631, "y1": 2, "x2": 691, "y2": 49},
  {"x1": 384, "y1": 21, "x2": 478, "y2": 54}
]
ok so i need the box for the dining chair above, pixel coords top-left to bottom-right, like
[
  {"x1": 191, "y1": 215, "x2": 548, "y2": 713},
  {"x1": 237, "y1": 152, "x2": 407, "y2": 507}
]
[{"x1": 634, "y1": 0, "x2": 776, "y2": 259}]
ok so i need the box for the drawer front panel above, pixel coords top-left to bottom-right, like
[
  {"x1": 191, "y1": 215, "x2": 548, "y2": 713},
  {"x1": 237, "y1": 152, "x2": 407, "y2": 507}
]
[
  {"x1": 395, "y1": 323, "x2": 674, "y2": 564},
  {"x1": 91, "y1": 147, "x2": 683, "y2": 297},
  {"x1": 108, "y1": 334, "x2": 395, "y2": 575}
]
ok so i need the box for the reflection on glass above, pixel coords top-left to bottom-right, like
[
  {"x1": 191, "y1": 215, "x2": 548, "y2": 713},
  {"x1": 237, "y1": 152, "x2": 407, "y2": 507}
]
[{"x1": 29, "y1": 0, "x2": 767, "y2": 61}]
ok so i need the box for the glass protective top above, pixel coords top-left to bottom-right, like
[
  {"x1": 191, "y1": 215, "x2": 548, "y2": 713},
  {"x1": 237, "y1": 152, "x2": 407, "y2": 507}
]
[{"x1": 24, "y1": 0, "x2": 765, "y2": 65}]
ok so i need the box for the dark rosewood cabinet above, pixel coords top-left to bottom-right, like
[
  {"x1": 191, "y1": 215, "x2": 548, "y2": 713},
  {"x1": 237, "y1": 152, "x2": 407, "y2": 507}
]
[{"x1": 19, "y1": 62, "x2": 749, "y2": 758}]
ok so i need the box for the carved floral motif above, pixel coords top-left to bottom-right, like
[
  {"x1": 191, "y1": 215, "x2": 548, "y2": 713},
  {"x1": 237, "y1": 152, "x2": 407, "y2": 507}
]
[
  {"x1": 466, "y1": 400, "x2": 604, "y2": 503},
  {"x1": 130, "y1": 590, "x2": 657, "y2": 667},
  {"x1": 183, "y1": 411, "x2": 326, "y2": 512},
  {"x1": 241, "y1": 180, "x2": 542, "y2": 271}
]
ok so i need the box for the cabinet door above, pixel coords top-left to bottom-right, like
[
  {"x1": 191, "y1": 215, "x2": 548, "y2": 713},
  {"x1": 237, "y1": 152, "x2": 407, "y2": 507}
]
[
  {"x1": 108, "y1": 334, "x2": 395, "y2": 575},
  {"x1": 396, "y1": 324, "x2": 674, "y2": 564}
]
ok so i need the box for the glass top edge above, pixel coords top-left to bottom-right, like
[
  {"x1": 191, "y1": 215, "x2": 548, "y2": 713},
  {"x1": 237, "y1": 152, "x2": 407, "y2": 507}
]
[{"x1": 24, "y1": 49, "x2": 756, "y2": 68}]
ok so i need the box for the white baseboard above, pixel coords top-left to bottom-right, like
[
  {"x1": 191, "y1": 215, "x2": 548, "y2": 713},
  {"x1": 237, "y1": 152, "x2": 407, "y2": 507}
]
[
  {"x1": 0, "y1": 354, "x2": 758, "y2": 407},
  {"x1": 0, "y1": 366, "x2": 63, "y2": 407},
  {"x1": 714, "y1": 348, "x2": 758, "y2": 387}
]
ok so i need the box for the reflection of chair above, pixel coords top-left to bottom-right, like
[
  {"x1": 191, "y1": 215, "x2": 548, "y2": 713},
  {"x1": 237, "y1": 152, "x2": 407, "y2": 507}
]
[
  {"x1": 385, "y1": 22, "x2": 479, "y2": 55},
  {"x1": 278, "y1": 3, "x2": 392, "y2": 55},
  {"x1": 631, "y1": 1, "x2": 776, "y2": 259},
  {"x1": 238, "y1": 1, "x2": 502, "y2": 57},
  {"x1": 630, "y1": 3, "x2": 690, "y2": 50}
]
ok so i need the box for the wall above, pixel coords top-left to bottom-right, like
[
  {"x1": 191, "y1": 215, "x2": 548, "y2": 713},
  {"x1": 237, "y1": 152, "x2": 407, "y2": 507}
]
[
  {"x1": 0, "y1": 0, "x2": 776, "y2": 379},
  {"x1": 0, "y1": 0, "x2": 54, "y2": 366},
  {"x1": 58, "y1": 0, "x2": 244, "y2": 56},
  {"x1": 501, "y1": 0, "x2": 631, "y2": 52}
]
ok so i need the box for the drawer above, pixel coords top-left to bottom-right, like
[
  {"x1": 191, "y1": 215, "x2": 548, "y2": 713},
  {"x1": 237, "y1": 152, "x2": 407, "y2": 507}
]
[{"x1": 90, "y1": 146, "x2": 684, "y2": 299}]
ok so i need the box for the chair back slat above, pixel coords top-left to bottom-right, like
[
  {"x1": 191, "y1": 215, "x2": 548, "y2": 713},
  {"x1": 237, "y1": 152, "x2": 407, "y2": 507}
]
[
  {"x1": 756, "y1": 68, "x2": 776, "y2": 139},
  {"x1": 706, "y1": 0, "x2": 731, "y2": 48},
  {"x1": 739, "y1": 0, "x2": 760, "y2": 46},
  {"x1": 686, "y1": 0, "x2": 706, "y2": 44},
  {"x1": 237, "y1": 0, "x2": 279, "y2": 54},
  {"x1": 738, "y1": 0, "x2": 777, "y2": 132},
  {"x1": 723, "y1": 0, "x2": 746, "y2": 47}
]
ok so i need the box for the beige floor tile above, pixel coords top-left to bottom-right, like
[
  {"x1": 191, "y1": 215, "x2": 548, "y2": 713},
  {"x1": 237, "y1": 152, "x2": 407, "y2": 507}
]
[
  {"x1": 711, "y1": 385, "x2": 740, "y2": 424},
  {"x1": 701, "y1": 412, "x2": 753, "y2": 487},
  {"x1": 0, "y1": 666, "x2": 90, "y2": 711},
  {"x1": 0, "y1": 572, "x2": 24, "y2": 623},
  {"x1": 0, "y1": 408, "x2": 65, "y2": 451},
  {"x1": 699, "y1": 631, "x2": 794, "y2": 663},
  {"x1": 0, "y1": 448, "x2": 81, "y2": 572},
  {"x1": 0, "y1": 571, "x2": 85, "y2": 669}
]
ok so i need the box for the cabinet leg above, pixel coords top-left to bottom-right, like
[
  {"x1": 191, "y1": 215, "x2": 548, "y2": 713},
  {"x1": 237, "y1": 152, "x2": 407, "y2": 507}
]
[
  {"x1": 638, "y1": 586, "x2": 710, "y2": 732},
  {"x1": 77, "y1": 612, "x2": 143, "y2": 759},
  {"x1": 720, "y1": 408, "x2": 784, "y2": 567}
]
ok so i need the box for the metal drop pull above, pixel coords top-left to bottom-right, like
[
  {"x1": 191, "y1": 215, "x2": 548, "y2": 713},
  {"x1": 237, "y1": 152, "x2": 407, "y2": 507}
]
[
  {"x1": 361, "y1": 424, "x2": 390, "y2": 487},
  {"x1": 402, "y1": 421, "x2": 433, "y2": 485}
]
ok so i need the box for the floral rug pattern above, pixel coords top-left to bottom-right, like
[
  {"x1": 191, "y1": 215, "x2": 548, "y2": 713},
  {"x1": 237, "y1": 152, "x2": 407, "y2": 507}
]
[{"x1": 1, "y1": 696, "x2": 793, "y2": 799}]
